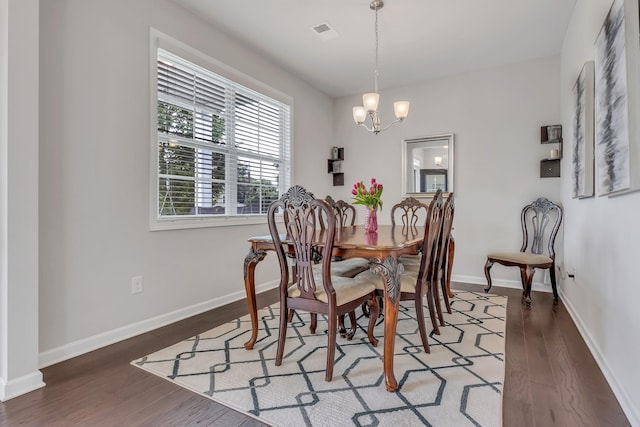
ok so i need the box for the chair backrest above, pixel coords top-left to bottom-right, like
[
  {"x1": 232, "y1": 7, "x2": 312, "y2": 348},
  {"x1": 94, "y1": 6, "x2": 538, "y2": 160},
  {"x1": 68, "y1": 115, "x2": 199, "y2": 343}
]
[
  {"x1": 268, "y1": 186, "x2": 336, "y2": 301},
  {"x1": 520, "y1": 197, "x2": 563, "y2": 259},
  {"x1": 323, "y1": 195, "x2": 356, "y2": 228},
  {"x1": 415, "y1": 192, "x2": 445, "y2": 292},
  {"x1": 391, "y1": 196, "x2": 431, "y2": 230},
  {"x1": 435, "y1": 193, "x2": 455, "y2": 274}
]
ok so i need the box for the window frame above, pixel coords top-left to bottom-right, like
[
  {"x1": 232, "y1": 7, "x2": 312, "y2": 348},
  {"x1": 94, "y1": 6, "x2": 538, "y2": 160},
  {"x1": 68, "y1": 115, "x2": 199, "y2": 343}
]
[{"x1": 149, "y1": 29, "x2": 293, "y2": 230}]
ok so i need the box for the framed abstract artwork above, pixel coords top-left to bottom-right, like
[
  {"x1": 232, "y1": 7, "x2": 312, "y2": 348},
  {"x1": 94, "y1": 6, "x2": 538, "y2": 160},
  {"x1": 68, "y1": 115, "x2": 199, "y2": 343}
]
[
  {"x1": 572, "y1": 61, "x2": 595, "y2": 199},
  {"x1": 594, "y1": 0, "x2": 630, "y2": 196},
  {"x1": 592, "y1": 0, "x2": 640, "y2": 197}
]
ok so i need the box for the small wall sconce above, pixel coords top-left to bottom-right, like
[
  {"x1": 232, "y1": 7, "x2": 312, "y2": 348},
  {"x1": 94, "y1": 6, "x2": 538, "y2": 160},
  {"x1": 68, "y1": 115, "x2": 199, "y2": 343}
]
[{"x1": 434, "y1": 156, "x2": 443, "y2": 167}]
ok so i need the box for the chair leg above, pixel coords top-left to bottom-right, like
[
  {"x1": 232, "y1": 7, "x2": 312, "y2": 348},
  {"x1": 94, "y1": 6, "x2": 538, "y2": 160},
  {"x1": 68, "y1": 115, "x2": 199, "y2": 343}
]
[
  {"x1": 440, "y1": 267, "x2": 452, "y2": 314},
  {"x1": 287, "y1": 309, "x2": 294, "y2": 323},
  {"x1": 361, "y1": 301, "x2": 370, "y2": 317},
  {"x1": 520, "y1": 266, "x2": 535, "y2": 306},
  {"x1": 432, "y1": 273, "x2": 445, "y2": 327},
  {"x1": 310, "y1": 313, "x2": 317, "y2": 334},
  {"x1": 342, "y1": 311, "x2": 357, "y2": 340},
  {"x1": 426, "y1": 284, "x2": 440, "y2": 335},
  {"x1": 366, "y1": 298, "x2": 379, "y2": 347},
  {"x1": 484, "y1": 259, "x2": 494, "y2": 293},
  {"x1": 338, "y1": 314, "x2": 347, "y2": 337},
  {"x1": 414, "y1": 292, "x2": 430, "y2": 353},
  {"x1": 549, "y1": 263, "x2": 559, "y2": 300},
  {"x1": 325, "y1": 313, "x2": 337, "y2": 382},
  {"x1": 276, "y1": 302, "x2": 289, "y2": 366}
]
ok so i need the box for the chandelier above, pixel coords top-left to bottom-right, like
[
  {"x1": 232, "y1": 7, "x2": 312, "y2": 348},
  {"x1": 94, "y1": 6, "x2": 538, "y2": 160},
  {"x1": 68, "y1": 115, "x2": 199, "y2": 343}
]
[{"x1": 352, "y1": 0, "x2": 410, "y2": 134}]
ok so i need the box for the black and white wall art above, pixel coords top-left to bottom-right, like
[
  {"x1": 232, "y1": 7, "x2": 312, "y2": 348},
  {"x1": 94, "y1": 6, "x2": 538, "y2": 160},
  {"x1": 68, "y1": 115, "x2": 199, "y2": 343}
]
[
  {"x1": 594, "y1": 0, "x2": 631, "y2": 196},
  {"x1": 572, "y1": 61, "x2": 595, "y2": 199}
]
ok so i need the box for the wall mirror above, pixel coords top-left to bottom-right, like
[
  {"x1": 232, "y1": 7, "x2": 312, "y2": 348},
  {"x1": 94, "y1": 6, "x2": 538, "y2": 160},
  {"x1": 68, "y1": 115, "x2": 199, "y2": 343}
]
[{"x1": 402, "y1": 134, "x2": 454, "y2": 195}]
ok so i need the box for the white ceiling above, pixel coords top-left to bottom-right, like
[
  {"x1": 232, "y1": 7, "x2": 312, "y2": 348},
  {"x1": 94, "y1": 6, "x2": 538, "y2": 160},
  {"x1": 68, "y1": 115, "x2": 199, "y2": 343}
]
[{"x1": 171, "y1": 0, "x2": 576, "y2": 98}]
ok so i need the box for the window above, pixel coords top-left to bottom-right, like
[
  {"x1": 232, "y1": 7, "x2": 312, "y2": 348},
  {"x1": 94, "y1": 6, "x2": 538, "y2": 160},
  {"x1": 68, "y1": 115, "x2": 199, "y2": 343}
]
[{"x1": 153, "y1": 48, "x2": 291, "y2": 228}]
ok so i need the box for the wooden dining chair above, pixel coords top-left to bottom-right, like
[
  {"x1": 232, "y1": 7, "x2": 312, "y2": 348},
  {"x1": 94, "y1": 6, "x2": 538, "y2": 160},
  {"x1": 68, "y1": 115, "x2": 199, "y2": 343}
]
[
  {"x1": 358, "y1": 191, "x2": 444, "y2": 351},
  {"x1": 484, "y1": 197, "x2": 563, "y2": 305},
  {"x1": 394, "y1": 194, "x2": 437, "y2": 269},
  {"x1": 320, "y1": 196, "x2": 370, "y2": 276},
  {"x1": 432, "y1": 192, "x2": 455, "y2": 323},
  {"x1": 268, "y1": 185, "x2": 380, "y2": 381}
]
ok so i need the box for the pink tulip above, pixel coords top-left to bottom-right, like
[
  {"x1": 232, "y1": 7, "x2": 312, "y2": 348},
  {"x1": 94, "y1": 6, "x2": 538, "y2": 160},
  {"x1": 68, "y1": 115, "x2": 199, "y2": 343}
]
[
  {"x1": 371, "y1": 178, "x2": 376, "y2": 185},
  {"x1": 352, "y1": 189, "x2": 357, "y2": 195},
  {"x1": 378, "y1": 184, "x2": 383, "y2": 190}
]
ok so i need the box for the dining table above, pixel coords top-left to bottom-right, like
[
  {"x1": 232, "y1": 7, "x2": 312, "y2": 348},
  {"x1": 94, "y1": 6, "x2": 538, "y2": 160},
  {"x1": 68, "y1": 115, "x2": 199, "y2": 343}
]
[{"x1": 243, "y1": 223, "x2": 433, "y2": 392}]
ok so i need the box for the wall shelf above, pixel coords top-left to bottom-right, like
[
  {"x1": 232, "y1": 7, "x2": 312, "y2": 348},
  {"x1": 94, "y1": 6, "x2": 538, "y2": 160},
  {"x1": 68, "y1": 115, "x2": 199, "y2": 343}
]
[
  {"x1": 540, "y1": 125, "x2": 562, "y2": 178},
  {"x1": 328, "y1": 147, "x2": 345, "y2": 186}
]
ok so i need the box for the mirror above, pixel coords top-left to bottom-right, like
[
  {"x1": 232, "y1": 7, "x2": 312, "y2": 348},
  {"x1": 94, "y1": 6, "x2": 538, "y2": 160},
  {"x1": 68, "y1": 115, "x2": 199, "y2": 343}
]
[{"x1": 402, "y1": 134, "x2": 454, "y2": 195}]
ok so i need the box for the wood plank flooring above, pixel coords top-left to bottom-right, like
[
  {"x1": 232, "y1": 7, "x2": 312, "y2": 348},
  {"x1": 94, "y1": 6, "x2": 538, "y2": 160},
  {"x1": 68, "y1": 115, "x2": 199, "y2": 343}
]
[{"x1": 0, "y1": 283, "x2": 630, "y2": 426}]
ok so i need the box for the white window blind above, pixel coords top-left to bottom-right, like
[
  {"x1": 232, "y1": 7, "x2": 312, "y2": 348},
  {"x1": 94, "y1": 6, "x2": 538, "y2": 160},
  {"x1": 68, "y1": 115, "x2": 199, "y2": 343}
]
[{"x1": 156, "y1": 49, "x2": 291, "y2": 221}]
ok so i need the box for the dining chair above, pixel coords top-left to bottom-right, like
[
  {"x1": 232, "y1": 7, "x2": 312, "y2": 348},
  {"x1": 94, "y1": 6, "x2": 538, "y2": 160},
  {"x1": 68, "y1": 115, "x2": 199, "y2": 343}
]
[
  {"x1": 320, "y1": 196, "x2": 370, "y2": 277},
  {"x1": 361, "y1": 193, "x2": 436, "y2": 320},
  {"x1": 432, "y1": 192, "x2": 455, "y2": 323},
  {"x1": 358, "y1": 191, "x2": 444, "y2": 352},
  {"x1": 300, "y1": 196, "x2": 371, "y2": 339},
  {"x1": 484, "y1": 197, "x2": 563, "y2": 305},
  {"x1": 394, "y1": 194, "x2": 437, "y2": 270},
  {"x1": 268, "y1": 185, "x2": 380, "y2": 381}
]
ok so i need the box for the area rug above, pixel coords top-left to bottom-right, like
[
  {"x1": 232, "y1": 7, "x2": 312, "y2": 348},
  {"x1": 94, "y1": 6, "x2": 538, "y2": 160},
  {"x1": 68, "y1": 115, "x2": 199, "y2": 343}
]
[{"x1": 132, "y1": 291, "x2": 506, "y2": 427}]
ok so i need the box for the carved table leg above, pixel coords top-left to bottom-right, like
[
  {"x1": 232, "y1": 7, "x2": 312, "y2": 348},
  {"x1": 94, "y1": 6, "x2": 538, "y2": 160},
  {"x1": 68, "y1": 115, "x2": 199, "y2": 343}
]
[
  {"x1": 243, "y1": 247, "x2": 267, "y2": 350},
  {"x1": 370, "y1": 256, "x2": 404, "y2": 392},
  {"x1": 446, "y1": 236, "x2": 455, "y2": 299}
]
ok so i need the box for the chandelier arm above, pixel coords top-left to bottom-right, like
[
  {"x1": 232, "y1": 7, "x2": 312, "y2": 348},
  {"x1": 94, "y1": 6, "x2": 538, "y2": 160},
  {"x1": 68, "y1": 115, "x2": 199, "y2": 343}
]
[{"x1": 378, "y1": 118, "x2": 403, "y2": 132}]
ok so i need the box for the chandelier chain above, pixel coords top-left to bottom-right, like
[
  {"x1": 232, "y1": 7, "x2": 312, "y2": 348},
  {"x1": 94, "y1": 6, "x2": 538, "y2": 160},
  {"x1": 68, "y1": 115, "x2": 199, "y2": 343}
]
[
  {"x1": 374, "y1": 6, "x2": 379, "y2": 93},
  {"x1": 352, "y1": 0, "x2": 409, "y2": 134}
]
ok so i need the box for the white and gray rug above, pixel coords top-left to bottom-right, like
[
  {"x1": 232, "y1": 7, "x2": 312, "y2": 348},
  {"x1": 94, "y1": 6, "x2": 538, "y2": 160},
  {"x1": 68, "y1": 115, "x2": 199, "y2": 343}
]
[{"x1": 132, "y1": 291, "x2": 506, "y2": 427}]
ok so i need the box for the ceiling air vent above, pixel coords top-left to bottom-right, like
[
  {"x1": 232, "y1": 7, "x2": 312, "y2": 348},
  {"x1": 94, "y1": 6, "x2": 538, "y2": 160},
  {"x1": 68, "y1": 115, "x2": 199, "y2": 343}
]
[{"x1": 311, "y1": 22, "x2": 338, "y2": 41}]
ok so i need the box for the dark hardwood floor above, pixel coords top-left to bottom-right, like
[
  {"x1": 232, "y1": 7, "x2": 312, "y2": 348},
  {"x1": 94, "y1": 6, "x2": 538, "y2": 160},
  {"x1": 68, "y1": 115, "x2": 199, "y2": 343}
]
[{"x1": 0, "y1": 283, "x2": 630, "y2": 426}]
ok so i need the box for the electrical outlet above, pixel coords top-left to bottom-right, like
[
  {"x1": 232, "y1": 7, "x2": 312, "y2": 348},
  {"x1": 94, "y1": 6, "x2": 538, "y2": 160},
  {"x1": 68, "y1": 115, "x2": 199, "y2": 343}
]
[{"x1": 131, "y1": 276, "x2": 143, "y2": 294}]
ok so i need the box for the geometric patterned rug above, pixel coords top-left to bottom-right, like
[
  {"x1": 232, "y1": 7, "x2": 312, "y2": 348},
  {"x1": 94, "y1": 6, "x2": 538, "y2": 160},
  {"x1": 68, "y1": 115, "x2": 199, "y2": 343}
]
[{"x1": 132, "y1": 291, "x2": 506, "y2": 427}]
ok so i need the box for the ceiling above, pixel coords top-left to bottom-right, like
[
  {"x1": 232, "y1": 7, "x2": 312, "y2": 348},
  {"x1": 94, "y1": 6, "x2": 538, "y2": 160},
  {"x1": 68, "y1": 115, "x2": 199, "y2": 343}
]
[{"x1": 171, "y1": 0, "x2": 576, "y2": 98}]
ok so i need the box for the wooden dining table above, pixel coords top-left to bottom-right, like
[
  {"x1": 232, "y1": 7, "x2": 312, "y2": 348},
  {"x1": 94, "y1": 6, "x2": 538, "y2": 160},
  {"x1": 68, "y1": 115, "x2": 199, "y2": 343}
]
[{"x1": 243, "y1": 224, "x2": 429, "y2": 392}]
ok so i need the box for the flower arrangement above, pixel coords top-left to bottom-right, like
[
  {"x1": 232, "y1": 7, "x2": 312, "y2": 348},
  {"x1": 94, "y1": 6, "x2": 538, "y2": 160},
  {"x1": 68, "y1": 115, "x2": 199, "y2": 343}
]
[{"x1": 352, "y1": 178, "x2": 383, "y2": 210}]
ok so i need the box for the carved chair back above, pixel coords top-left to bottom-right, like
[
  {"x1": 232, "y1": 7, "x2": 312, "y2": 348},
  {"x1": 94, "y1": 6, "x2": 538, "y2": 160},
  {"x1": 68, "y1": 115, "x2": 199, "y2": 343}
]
[
  {"x1": 268, "y1": 186, "x2": 336, "y2": 302},
  {"x1": 435, "y1": 193, "x2": 455, "y2": 274},
  {"x1": 323, "y1": 196, "x2": 356, "y2": 228},
  {"x1": 520, "y1": 197, "x2": 563, "y2": 259},
  {"x1": 415, "y1": 192, "x2": 444, "y2": 293},
  {"x1": 390, "y1": 196, "x2": 431, "y2": 232}
]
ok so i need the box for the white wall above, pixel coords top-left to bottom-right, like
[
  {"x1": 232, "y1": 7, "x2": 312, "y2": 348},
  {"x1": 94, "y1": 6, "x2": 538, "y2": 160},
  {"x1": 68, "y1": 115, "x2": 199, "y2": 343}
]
[
  {"x1": 334, "y1": 57, "x2": 562, "y2": 288},
  {"x1": 37, "y1": 0, "x2": 335, "y2": 364},
  {"x1": 560, "y1": 0, "x2": 640, "y2": 423}
]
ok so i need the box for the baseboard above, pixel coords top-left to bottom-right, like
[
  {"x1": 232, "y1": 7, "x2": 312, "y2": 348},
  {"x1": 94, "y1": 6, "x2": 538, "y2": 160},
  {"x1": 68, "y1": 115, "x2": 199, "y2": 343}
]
[
  {"x1": 0, "y1": 371, "x2": 45, "y2": 402},
  {"x1": 558, "y1": 289, "x2": 640, "y2": 426},
  {"x1": 452, "y1": 274, "x2": 552, "y2": 293},
  {"x1": 38, "y1": 280, "x2": 279, "y2": 369}
]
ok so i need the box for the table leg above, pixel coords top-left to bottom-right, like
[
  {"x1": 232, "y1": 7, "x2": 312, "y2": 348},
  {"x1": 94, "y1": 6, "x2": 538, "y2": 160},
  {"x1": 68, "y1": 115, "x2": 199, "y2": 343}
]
[
  {"x1": 370, "y1": 255, "x2": 404, "y2": 392},
  {"x1": 243, "y1": 246, "x2": 267, "y2": 350},
  {"x1": 446, "y1": 236, "x2": 455, "y2": 299}
]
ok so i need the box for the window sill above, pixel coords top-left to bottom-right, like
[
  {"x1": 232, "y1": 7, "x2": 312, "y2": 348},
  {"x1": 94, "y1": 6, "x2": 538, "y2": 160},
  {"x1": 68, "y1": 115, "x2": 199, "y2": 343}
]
[{"x1": 150, "y1": 215, "x2": 267, "y2": 231}]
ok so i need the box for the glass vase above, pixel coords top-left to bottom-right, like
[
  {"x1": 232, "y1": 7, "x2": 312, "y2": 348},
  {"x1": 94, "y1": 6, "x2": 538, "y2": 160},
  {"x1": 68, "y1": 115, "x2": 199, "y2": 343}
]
[{"x1": 364, "y1": 206, "x2": 378, "y2": 233}]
